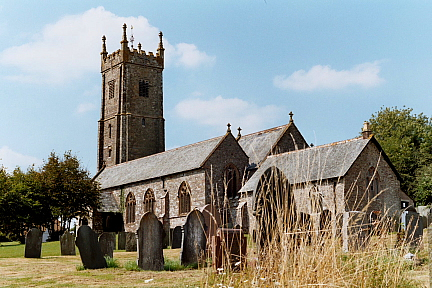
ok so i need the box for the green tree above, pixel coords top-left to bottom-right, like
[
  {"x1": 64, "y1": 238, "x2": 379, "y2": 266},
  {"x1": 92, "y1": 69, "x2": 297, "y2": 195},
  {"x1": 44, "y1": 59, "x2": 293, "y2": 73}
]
[
  {"x1": 40, "y1": 152, "x2": 100, "y2": 239},
  {"x1": 368, "y1": 107, "x2": 432, "y2": 204}
]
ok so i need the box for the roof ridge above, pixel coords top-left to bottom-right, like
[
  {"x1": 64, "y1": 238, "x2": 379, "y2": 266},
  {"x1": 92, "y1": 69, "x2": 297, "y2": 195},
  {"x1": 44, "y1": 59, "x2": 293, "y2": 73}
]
[
  {"x1": 240, "y1": 124, "x2": 287, "y2": 139},
  {"x1": 266, "y1": 136, "x2": 365, "y2": 158},
  {"x1": 104, "y1": 134, "x2": 224, "y2": 170}
]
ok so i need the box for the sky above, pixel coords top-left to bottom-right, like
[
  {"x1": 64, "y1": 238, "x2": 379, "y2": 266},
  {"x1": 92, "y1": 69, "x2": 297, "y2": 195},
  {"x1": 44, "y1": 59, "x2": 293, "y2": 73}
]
[{"x1": 0, "y1": 1, "x2": 431, "y2": 175}]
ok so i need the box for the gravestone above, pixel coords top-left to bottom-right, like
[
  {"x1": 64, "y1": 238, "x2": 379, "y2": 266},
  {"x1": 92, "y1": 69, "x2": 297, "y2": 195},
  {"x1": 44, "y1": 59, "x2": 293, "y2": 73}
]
[
  {"x1": 99, "y1": 232, "x2": 116, "y2": 258},
  {"x1": 137, "y1": 212, "x2": 164, "y2": 270},
  {"x1": 403, "y1": 211, "x2": 423, "y2": 244},
  {"x1": 25, "y1": 228, "x2": 43, "y2": 258},
  {"x1": 212, "y1": 228, "x2": 247, "y2": 271},
  {"x1": 201, "y1": 204, "x2": 221, "y2": 252},
  {"x1": 60, "y1": 231, "x2": 76, "y2": 255},
  {"x1": 428, "y1": 225, "x2": 432, "y2": 288},
  {"x1": 118, "y1": 231, "x2": 127, "y2": 250},
  {"x1": 181, "y1": 209, "x2": 207, "y2": 266},
  {"x1": 171, "y1": 226, "x2": 182, "y2": 249},
  {"x1": 75, "y1": 225, "x2": 107, "y2": 269},
  {"x1": 125, "y1": 232, "x2": 137, "y2": 252}
]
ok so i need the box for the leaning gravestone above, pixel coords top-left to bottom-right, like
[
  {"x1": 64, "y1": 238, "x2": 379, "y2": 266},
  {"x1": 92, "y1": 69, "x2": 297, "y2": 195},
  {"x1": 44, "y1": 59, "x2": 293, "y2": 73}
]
[
  {"x1": 125, "y1": 232, "x2": 137, "y2": 252},
  {"x1": 118, "y1": 231, "x2": 127, "y2": 250},
  {"x1": 171, "y1": 226, "x2": 182, "y2": 249},
  {"x1": 60, "y1": 231, "x2": 76, "y2": 255},
  {"x1": 25, "y1": 228, "x2": 43, "y2": 258},
  {"x1": 137, "y1": 212, "x2": 164, "y2": 270},
  {"x1": 181, "y1": 209, "x2": 207, "y2": 266},
  {"x1": 75, "y1": 225, "x2": 107, "y2": 269},
  {"x1": 99, "y1": 232, "x2": 116, "y2": 258}
]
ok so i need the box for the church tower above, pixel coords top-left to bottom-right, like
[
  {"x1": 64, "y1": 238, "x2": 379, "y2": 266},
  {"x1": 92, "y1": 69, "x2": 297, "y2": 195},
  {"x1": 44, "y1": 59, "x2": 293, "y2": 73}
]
[{"x1": 98, "y1": 24, "x2": 165, "y2": 170}]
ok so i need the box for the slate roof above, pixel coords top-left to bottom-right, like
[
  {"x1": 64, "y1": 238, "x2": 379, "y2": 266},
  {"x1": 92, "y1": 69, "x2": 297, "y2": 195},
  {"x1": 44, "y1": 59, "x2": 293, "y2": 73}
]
[
  {"x1": 239, "y1": 137, "x2": 371, "y2": 193},
  {"x1": 96, "y1": 135, "x2": 225, "y2": 189},
  {"x1": 238, "y1": 124, "x2": 288, "y2": 165}
]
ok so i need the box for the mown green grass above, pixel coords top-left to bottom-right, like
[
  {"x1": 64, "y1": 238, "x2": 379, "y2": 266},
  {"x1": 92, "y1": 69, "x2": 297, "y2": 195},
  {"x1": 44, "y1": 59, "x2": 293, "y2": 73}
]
[{"x1": 0, "y1": 241, "x2": 66, "y2": 258}]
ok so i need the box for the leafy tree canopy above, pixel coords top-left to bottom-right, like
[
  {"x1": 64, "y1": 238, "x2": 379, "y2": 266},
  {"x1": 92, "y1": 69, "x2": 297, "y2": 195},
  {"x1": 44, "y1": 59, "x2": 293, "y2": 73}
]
[
  {"x1": 368, "y1": 106, "x2": 432, "y2": 204},
  {"x1": 0, "y1": 152, "x2": 100, "y2": 242}
]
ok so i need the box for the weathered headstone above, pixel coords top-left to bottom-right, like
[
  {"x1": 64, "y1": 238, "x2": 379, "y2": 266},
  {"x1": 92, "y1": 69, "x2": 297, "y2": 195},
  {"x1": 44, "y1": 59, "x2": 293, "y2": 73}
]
[
  {"x1": 25, "y1": 228, "x2": 43, "y2": 258},
  {"x1": 75, "y1": 225, "x2": 107, "y2": 269},
  {"x1": 118, "y1": 231, "x2": 126, "y2": 250},
  {"x1": 125, "y1": 232, "x2": 137, "y2": 252},
  {"x1": 342, "y1": 211, "x2": 369, "y2": 252},
  {"x1": 171, "y1": 226, "x2": 182, "y2": 249},
  {"x1": 201, "y1": 204, "x2": 221, "y2": 253},
  {"x1": 137, "y1": 212, "x2": 164, "y2": 270},
  {"x1": 181, "y1": 209, "x2": 207, "y2": 266},
  {"x1": 99, "y1": 232, "x2": 116, "y2": 258},
  {"x1": 212, "y1": 228, "x2": 247, "y2": 271},
  {"x1": 428, "y1": 225, "x2": 432, "y2": 288},
  {"x1": 60, "y1": 231, "x2": 76, "y2": 255},
  {"x1": 403, "y1": 211, "x2": 423, "y2": 244}
]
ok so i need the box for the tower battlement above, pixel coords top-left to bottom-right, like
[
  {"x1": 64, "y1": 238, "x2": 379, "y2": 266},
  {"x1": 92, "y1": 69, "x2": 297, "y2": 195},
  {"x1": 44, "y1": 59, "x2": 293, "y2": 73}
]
[{"x1": 101, "y1": 24, "x2": 164, "y2": 72}]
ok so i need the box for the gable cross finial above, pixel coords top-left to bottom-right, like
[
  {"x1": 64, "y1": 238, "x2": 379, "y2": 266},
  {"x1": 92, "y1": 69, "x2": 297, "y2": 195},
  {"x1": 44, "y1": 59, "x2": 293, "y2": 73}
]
[
  {"x1": 227, "y1": 123, "x2": 231, "y2": 133},
  {"x1": 289, "y1": 111, "x2": 294, "y2": 123},
  {"x1": 236, "y1": 127, "x2": 242, "y2": 141}
]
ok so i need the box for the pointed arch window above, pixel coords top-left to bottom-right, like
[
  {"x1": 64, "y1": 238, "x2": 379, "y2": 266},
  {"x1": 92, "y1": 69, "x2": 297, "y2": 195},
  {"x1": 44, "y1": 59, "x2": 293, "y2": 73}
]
[
  {"x1": 224, "y1": 164, "x2": 240, "y2": 199},
  {"x1": 178, "y1": 181, "x2": 191, "y2": 215},
  {"x1": 366, "y1": 167, "x2": 379, "y2": 201},
  {"x1": 125, "y1": 193, "x2": 136, "y2": 224},
  {"x1": 144, "y1": 188, "x2": 155, "y2": 214},
  {"x1": 309, "y1": 185, "x2": 323, "y2": 214}
]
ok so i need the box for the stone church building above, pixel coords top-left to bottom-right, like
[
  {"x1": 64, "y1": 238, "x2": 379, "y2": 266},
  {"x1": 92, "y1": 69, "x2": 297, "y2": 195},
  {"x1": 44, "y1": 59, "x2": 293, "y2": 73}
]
[{"x1": 91, "y1": 25, "x2": 412, "y2": 244}]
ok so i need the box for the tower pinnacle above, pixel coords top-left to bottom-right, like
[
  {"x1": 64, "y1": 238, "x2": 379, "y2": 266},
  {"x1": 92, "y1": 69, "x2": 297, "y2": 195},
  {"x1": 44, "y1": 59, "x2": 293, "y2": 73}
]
[
  {"x1": 121, "y1": 23, "x2": 129, "y2": 50},
  {"x1": 101, "y1": 35, "x2": 107, "y2": 59},
  {"x1": 157, "y1": 31, "x2": 165, "y2": 58}
]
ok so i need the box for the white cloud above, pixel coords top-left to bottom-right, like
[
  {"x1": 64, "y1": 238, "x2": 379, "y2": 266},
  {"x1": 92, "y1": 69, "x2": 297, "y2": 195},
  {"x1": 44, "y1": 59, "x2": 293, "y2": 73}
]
[
  {"x1": 0, "y1": 7, "x2": 214, "y2": 84},
  {"x1": 77, "y1": 102, "x2": 97, "y2": 114},
  {"x1": 274, "y1": 61, "x2": 384, "y2": 91},
  {"x1": 174, "y1": 96, "x2": 283, "y2": 134},
  {"x1": 173, "y1": 43, "x2": 216, "y2": 68},
  {"x1": 0, "y1": 146, "x2": 43, "y2": 172}
]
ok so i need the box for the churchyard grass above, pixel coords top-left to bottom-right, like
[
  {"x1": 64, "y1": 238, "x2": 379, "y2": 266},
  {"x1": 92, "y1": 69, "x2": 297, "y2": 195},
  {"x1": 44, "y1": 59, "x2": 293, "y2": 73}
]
[{"x1": 0, "y1": 244, "x2": 204, "y2": 287}]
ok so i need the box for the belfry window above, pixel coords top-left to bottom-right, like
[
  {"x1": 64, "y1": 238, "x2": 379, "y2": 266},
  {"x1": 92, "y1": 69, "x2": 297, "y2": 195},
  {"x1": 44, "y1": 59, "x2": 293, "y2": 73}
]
[
  {"x1": 139, "y1": 80, "x2": 149, "y2": 97},
  {"x1": 178, "y1": 181, "x2": 191, "y2": 215},
  {"x1": 108, "y1": 80, "x2": 115, "y2": 99},
  {"x1": 224, "y1": 164, "x2": 240, "y2": 198},
  {"x1": 144, "y1": 189, "x2": 155, "y2": 214},
  {"x1": 125, "y1": 193, "x2": 136, "y2": 224}
]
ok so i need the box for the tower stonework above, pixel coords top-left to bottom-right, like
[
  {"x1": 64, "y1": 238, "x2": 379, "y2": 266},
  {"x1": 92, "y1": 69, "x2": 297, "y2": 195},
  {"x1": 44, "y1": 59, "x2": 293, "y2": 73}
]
[{"x1": 98, "y1": 24, "x2": 165, "y2": 170}]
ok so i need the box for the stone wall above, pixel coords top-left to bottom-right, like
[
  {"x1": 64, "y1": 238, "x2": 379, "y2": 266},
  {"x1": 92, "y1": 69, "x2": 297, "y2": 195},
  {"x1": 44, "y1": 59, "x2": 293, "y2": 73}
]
[{"x1": 344, "y1": 142, "x2": 402, "y2": 219}]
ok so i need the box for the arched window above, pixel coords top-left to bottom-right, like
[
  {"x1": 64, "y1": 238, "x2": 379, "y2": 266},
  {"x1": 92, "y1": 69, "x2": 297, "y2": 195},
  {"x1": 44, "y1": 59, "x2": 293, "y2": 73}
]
[
  {"x1": 143, "y1": 188, "x2": 155, "y2": 214},
  {"x1": 178, "y1": 181, "x2": 191, "y2": 215},
  {"x1": 224, "y1": 164, "x2": 240, "y2": 198},
  {"x1": 366, "y1": 167, "x2": 379, "y2": 201},
  {"x1": 309, "y1": 185, "x2": 323, "y2": 214},
  {"x1": 125, "y1": 193, "x2": 136, "y2": 224}
]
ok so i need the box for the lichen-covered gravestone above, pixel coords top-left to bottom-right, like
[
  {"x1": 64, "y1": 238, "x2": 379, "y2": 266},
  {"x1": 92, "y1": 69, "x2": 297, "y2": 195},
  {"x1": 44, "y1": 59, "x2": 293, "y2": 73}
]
[
  {"x1": 171, "y1": 226, "x2": 182, "y2": 249},
  {"x1": 118, "y1": 231, "x2": 127, "y2": 250},
  {"x1": 125, "y1": 232, "x2": 137, "y2": 252},
  {"x1": 75, "y1": 225, "x2": 107, "y2": 269},
  {"x1": 181, "y1": 209, "x2": 207, "y2": 266},
  {"x1": 99, "y1": 232, "x2": 116, "y2": 258},
  {"x1": 25, "y1": 228, "x2": 43, "y2": 258},
  {"x1": 60, "y1": 231, "x2": 76, "y2": 255},
  {"x1": 137, "y1": 212, "x2": 164, "y2": 270}
]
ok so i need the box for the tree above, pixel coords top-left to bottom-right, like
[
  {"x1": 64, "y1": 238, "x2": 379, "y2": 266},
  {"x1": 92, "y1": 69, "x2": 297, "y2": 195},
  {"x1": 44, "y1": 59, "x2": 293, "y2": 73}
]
[
  {"x1": 368, "y1": 106, "x2": 432, "y2": 204},
  {"x1": 0, "y1": 152, "x2": 100, "y2": 242},
  {"x1": 40, "y1": 152, "x2": 100, "y2": 239}
]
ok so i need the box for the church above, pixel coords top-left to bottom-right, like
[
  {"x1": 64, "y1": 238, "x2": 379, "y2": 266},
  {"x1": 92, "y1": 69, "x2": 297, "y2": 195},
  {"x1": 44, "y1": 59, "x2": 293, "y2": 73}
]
[{"x1": 91, "y1": 25, "x2": 412, "y2": 245}]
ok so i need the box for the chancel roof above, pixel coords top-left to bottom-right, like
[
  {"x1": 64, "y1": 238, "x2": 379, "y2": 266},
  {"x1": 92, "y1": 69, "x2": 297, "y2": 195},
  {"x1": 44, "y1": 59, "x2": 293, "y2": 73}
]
[
  {"x1": 239, "y1": 137, "x2": 371, "y2": 193},
  {"x1": 96, "y1": 135, "x2": 225, "y2": 189},
  {"x1": 238, "y1": 124, "x2": 288, "y2": 165}
]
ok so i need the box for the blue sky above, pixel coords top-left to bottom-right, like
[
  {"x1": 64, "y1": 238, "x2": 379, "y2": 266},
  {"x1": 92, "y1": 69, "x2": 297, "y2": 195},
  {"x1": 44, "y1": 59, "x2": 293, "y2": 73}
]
[{"x1": 0, "y1": 1, "x2": 431, "y2": 175}]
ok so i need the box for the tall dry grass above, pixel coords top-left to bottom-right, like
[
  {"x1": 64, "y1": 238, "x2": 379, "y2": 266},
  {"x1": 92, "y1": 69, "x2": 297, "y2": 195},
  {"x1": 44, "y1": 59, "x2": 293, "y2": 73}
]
[{"x1": 203, "y1": 164, "x2": 423, "y2": 287}]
